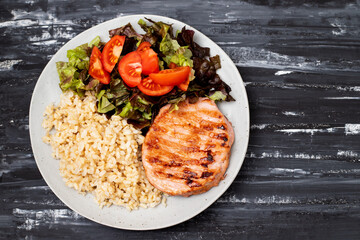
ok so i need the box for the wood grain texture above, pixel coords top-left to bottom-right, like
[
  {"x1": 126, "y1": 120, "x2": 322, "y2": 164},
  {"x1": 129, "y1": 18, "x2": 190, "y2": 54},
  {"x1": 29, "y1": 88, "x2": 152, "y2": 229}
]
[{"x1": 1, "y1": 0, "x2": 359, "y2": 239}]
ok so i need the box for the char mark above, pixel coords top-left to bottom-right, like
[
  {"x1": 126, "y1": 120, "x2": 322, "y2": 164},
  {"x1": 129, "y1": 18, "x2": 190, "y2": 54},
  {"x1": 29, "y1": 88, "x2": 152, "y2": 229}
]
[
  {"x1": 199, "y1": 151, "x2": 214, "y2": 162},
  {"x1": 183, "y1": 169, "x2": 197, "y2": 178},
  {"x1": 217, "y1": 125, "x2": 226, "y2": 130},
  {"x1": 201, "y1": 172, "x2": 214, "y2": 178},
  {"x1": 186, "y1": 179, "x2": 202, "y2": 188},
  {"x1": 148, "y1": 157, "x2": 182, "y2": 167}
]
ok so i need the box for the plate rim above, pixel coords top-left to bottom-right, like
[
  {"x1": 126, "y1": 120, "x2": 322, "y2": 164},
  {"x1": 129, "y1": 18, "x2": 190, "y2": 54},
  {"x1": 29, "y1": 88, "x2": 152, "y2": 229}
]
[{"x1": 29, "y1": 14, "x2": 250, "y2": 230}]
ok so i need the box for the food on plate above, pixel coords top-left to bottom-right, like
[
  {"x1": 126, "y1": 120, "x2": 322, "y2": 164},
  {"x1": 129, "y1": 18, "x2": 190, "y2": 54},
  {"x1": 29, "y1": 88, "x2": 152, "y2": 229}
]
[
  {"x1": 101, "y1": 35, "x2": 125, "y2": 73},
  {"x1": 137, "y1": 77, "x2": 174, "y2": 96},
  {"x1": 149, "y1": 66, "x2": 191, "y2": 86},
  {"x1": 118, "y1": 51, "x2": 142, "y2": 87},
  {"x1": 136, "y1": 41, "x2": 159, "y2": 75},
  {"x1": 89, "y1": 46, "x2": 110, "y2": 84},
  {"x1": 55, "y1": 18, "x2": 234, "y2": 129},
  {"x1": 44, "y1": 18, "x2": 235, "y2": 209},
  {"x1": 142, "y1": 98, "x2": 234, "y2": 196},
  {"x1": 42, "y1": 91, "x2": 164, "y2": 210}
]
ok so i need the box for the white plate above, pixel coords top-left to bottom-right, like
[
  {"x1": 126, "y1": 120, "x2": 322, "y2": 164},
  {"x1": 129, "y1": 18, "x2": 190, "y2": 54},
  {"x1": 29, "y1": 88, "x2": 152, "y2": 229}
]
[{"x1": 29, "y1": 14, "x2": 250, "y2": 230}]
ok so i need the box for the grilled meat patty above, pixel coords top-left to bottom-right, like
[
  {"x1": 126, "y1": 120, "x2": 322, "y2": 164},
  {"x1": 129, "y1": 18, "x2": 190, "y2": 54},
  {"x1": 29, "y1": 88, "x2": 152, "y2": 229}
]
[{"x1": 142, "y1": 97, "x2": 234, "y2": 196}]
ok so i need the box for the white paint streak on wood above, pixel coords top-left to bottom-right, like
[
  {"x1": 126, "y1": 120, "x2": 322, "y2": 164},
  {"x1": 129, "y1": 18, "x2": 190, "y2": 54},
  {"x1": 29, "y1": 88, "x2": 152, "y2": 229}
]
[
  {"x1": 275, "y1": 70, "x2": 293, "y2": 76},
  {"x1": 13, "y1": 208, "x2": 86, "y2": 230},
  {"x1": 250, "y1": 124, "x2": 269, "y2": 130},
  {"x1": 28, "y1": 29, "x2": 77, "y2": 42},
  {"x1": 13, "y1": 199, "x2": 64, "y2": 206},
  {"x1": 0, "y1": 169, "x2": 11, "y2": 177},
  {"x1": 224, "y1": 46, "x2": 360, "y2": 72},
  {"x1": 218, "y1": 195, "x2": 295, "y2": 204},
  {"x1": 337, "y1": 150, "x2": 359, "y2": 158},
  {"x1": 0, "y1": 9, "x2": 76, "y2": 29},
  {"x1": 0, "y1": 158, "x2": 35, "y2": 173},
  {"x1": 0, "y1": 60, "x2": 22, "y2": 71},
  {"x1": 216, "y1": 42, "x2": 243, "y2": 45},
  {"x1": 247, "y1": 151, "x2": 330, "y2": 160},
  {"x1": 345, "y1": 124, "x2": 360, "y2": 135},
  {"x1": 21, "y1": 186, "x2": 50, "y2": 190},
  {"x1": 282, "y1": 111, "x2": 304, "y2": 116},
  {"x1": 323, "y1": 97, "x2": 360, "y2": 100},
  {"x1": 270, "y1": 168, "x2": 310, "y2": 175},
  {"x1": 0, "y1": 19, "x2": 36, "y2": 28},
  {"x1": 31, "y1": 40, "x2": 57, "y2": 46},
  {"x1": 276, "y1": 128, "x2": 337, "y2": 135},
  {"x1": 329, "y1": 18, "x2": 347, "y2": 36},
  {"x1": 337, "y1": 86, "x2": 360, "y2": 92}
]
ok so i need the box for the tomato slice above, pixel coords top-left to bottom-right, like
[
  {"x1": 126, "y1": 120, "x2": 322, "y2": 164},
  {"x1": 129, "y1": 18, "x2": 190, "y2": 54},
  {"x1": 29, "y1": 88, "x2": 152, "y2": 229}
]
[
  {"x1": 137, "y1": 42, "x2": 159, "y2": 75},
  {"x1": 89, "y1": 46, "x2": 110, "y2": 84},
  {"x1": 149, "y1": 66, "x2": 190, "y2": 86},
  {"x1": 118, "y1": 51, "x2": 142, "y2": 87},
  {"x1": 101, "y1": 35, "x2": 125, "y2": 73},
  {"x1": 138, "y1": 77, "x2": 174, "y2": 96},
  {"x1": 177, "y1": 76, "x2": 190, "y2": 91}
]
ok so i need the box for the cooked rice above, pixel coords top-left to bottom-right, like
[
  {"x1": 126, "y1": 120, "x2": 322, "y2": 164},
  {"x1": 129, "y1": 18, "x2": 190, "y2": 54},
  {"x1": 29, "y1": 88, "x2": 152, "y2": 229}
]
[{"x1": 42, "y1": 90, "x2": 164, "y2": 210}]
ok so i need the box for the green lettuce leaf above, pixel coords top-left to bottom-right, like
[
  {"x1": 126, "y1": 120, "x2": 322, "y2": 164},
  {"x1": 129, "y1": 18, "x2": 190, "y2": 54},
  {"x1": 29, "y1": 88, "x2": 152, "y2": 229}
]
[
  {"x1": 97, "y1": 96, "x2": 116, "y2": 113},
  {"x1": 88, "y1": 36, "x2": 101, "y2": 48},
  {"x1": 160, "y1": 33, "x2": 193, "y2": 67},
  {"x1": 142, "y1": 111, "x2": 152, "y2": 120},
  {"x1": 119, "y1": 101, "x2": 133, "y2": 118},
  {"x1": 159, "y1": 34, "x2": 180, "y2": 55},
  {"x1": 67, "y1": 43, "x2": 90, "y2": 70},
  {"x1": 66, "y1": 36, "x2": 101, "y2": 70},
  {"x1": 209, "y1": 91, "x2": 227, "y2": 101},
  {"x1": 56, "y1": 62, "x2": 85, "y2": 92}
]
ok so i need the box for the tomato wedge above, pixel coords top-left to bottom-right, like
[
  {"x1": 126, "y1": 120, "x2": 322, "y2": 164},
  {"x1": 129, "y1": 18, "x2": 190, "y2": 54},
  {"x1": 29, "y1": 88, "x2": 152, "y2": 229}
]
[
  {"x1": 149, "y1": 66, "x2": 190, "y2": 86},
  {"x1": 137, "y1": 41, "x2": 159, "y2": 75},
  {"x1": 177, "y1": 76, "x2": 190, "y2": 91},
  {"x1": 138, "y1": 77, "x2": 174, "y2": 96},
  {"x1": 101, "y1": 35, "x2": 125, "y2": 73},
  {"x1": 118, "y1": 51, "x2": 142, "y2": 87},
  {"x1": 89, "y1": 46, "x2": 110, "y2": 84}
]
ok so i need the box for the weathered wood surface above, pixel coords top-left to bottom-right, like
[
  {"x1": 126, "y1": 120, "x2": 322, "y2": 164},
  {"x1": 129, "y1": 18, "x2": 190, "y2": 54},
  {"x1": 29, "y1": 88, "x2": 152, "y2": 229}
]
[{"x1": 1, "y1": 0, "x2": 359, "y2": 239}]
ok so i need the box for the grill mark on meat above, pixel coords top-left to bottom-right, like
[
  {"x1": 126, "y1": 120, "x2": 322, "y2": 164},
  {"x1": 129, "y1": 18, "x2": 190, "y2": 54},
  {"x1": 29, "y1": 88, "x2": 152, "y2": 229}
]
[
  {"x1": 148, "y1": 157, "x2": 183, "y2": 167},
  {"x1": 173, "y1": 109, "x2": 225, "y2": 125},
  {"x1": 216, "y1": 133, "x2": 228, "y2": 139},
  {"x1": 217, "y1": 125, "x2": 226, "y2": 130},
  {"x1": 145, "y1": 140, "x2": 222, "y2": 166},
  {"x1": 200, "y1": 151, "x2": 214, "y2": 162},
  {"x1": 157, "y1": 110, "x2": 228, "y2": 138},
  {"x1": 183, "y1": 169, "x2": 197, "y2": 178},
  {"x1": 201, "y1": 172, "x2": 214, "y2": 178},
  {"x1": 155, "y1": 170, "x2": 210, "y2": 182},
  {"x1": 148, "y1": 149, "x2": 217, "y2": 168},
  {"x1": 145, "y1": 137, "x2": 160, "y2": 150},
  {"x1": 186, "y1": 179, "x2": 202, "y2": 188},
  {"x1": 202, "y1": 125, "x2": 214, "y2": 131},
  {"x1": 155, "y1": 124, "x2": 229, "y2": 149},
  {"x1": 155, "y1": 171, "x2": 184, "y2": 180},
  {"x1": 161, "y1": 119, "x2": 224, "y2": 136},
  {"x1": 148, "y1": 157, "x2": 161, "y2": 164}
]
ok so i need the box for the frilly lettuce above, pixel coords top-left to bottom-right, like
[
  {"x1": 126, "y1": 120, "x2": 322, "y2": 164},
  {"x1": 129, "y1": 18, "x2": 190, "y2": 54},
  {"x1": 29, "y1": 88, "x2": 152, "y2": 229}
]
[{"x1": 56, "y1": 36, "x2": 102, "y2": 95}]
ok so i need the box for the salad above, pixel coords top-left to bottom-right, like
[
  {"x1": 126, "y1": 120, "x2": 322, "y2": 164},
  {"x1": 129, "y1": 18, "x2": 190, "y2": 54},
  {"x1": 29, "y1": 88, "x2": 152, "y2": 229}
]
[{"x1": 56, "y1": 18, "x2": 234, "y2": 129}]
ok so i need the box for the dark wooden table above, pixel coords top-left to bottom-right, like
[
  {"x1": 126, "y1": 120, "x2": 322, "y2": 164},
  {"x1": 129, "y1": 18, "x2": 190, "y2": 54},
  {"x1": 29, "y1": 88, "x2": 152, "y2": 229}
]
[{"x1": 1, "y1": 0, "x2": 359, "y2": 239}]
